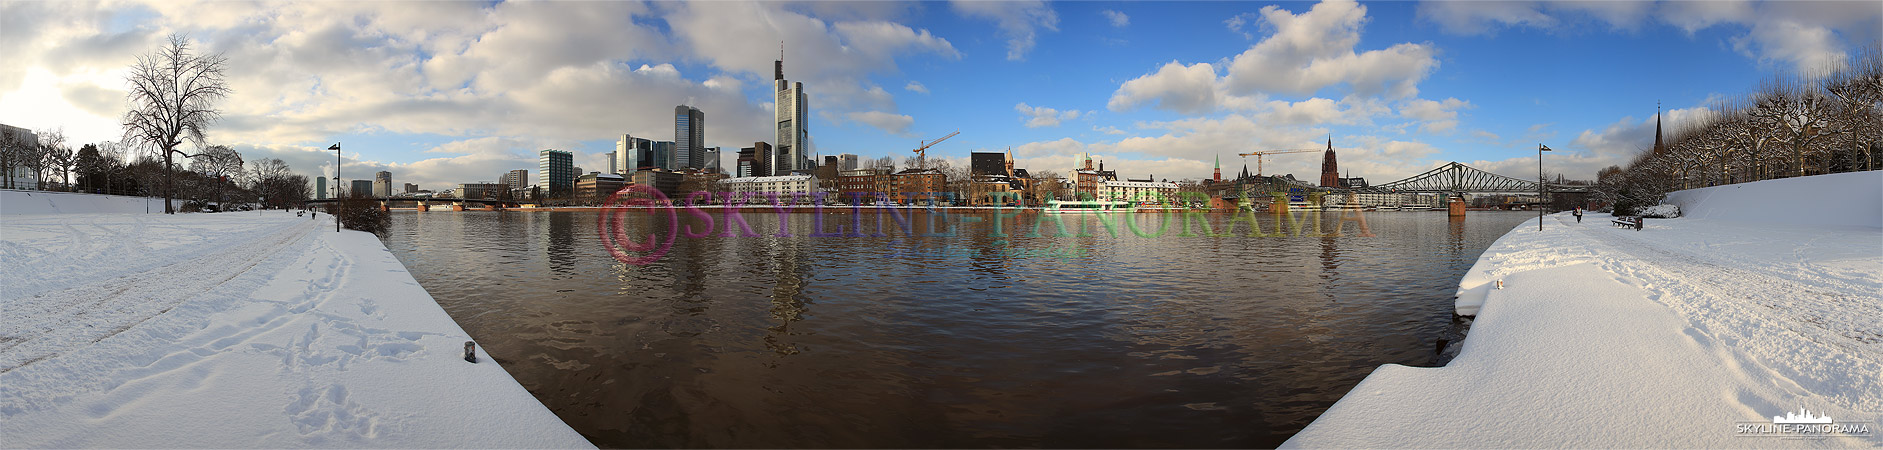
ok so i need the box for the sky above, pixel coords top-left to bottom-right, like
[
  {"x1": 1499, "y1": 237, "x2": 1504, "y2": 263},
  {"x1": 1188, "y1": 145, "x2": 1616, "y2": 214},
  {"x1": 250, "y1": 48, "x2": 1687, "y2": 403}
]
[{"x1": 1, "y1": 0, "x2": 1878, "y2": 192}]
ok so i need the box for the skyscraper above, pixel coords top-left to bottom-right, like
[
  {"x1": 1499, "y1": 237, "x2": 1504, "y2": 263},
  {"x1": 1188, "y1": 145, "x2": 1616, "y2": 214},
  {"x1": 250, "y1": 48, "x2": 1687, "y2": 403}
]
[
  {"x1": 539, "y1": 149, "x2": 573, "y2": 198},
  {"x1": 373, "y1": 171, "x2": 392, "y2": 197},
  {"x1": 839, "y1": 153, "x2": 859, "y2": 171},
  {"x1": 702, "y1": 147, "x2": 721, "y2": 172},
  {"x1": 316, "y1": 176, "x2": 327, "y2": 200},
  {"x1": 675, "y1": 105, "x2": 704, "y2": 169},
  {"x1": 350, "y1": 179, "x2": 373, "y2": 197},
  {"x1": 501, "y1": 169, "x2": 529, "y2": 191},
  {"x1": 774, "y1": 48, "x2": 809, "y2": 175}
]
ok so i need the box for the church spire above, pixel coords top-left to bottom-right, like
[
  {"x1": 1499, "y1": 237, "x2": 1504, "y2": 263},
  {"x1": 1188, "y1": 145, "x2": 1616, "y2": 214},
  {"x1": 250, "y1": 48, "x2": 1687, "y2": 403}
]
[
  {"x1": 1653, "y1": 101, "x2": 1664, "y2": 154},
  {"x1": 1213, "y1": 154, "x2": 1222, "y2": 182}
]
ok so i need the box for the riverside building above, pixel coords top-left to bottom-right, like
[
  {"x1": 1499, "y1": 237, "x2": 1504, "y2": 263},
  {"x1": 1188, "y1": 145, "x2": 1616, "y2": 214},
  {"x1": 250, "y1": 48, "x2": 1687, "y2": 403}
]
[
  {"x1": 718, "y1": 175, "x2": 817, "y2": 203},
  {"x1": 539, "y1": 149, "x2": 573, "y2": 198}
]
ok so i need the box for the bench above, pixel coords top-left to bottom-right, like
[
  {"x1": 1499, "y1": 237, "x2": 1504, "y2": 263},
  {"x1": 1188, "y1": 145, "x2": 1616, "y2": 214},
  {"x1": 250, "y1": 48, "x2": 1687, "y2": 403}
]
[{"x1": 1611, "y1": 216, "x2": 1642, "y2": 230}]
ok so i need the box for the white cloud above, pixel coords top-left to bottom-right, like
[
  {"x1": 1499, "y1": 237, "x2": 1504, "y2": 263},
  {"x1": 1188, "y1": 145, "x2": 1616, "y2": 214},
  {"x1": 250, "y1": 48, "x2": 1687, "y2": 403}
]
[
  {"x1": 905, "y1": 81, "x2": 929, "y2": 94},
  {"x1": 1225, "y1": 12, "x2": 1259, "y2": 39},
  {"x1": 1220, "y1": 0, "x2": 1438, "y2": 99},
  {"x1": 951, "y1": 0, "x2": 1059, "y2": 61},
  {"x1": 1107, "y1": 61, "x2": 1219, "y2": 114},
  {"x1": 1397, "y1": 97, "x2": 1472, "y2": 133},
  {"x1": 1101, "y1": 10, "x2": 1130, "y2": 28},
  {"x1": 1014, "y1": 102, "x2": 1082, "y2": 128},
  {"x1": 1734, "y1": 20, "x2": 1849, "y2": 75},
  {"x1": 1111, "y1": 0, "x2": 1439, "y2": 117},
  {"x1": 846, "y1": 111, "x2": 915, "y2": 137},
  {"x1": 1093, "y1": 125, "x2": 1126, "y2": 135}
]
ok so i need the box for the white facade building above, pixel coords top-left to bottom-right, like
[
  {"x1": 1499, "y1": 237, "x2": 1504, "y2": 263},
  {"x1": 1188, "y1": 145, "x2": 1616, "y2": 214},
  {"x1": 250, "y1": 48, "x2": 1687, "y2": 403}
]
[
  {"x1": 717, "y1": 175, "x2": 819, "y2": 203},
  {"x1": 1098, "y1": 180, "x2": 1179, "y2": 205}
]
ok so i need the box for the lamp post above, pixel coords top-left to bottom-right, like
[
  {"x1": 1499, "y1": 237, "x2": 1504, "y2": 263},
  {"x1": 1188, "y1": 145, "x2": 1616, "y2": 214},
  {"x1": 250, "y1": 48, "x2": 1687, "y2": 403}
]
[
  {"x1": 1539, "y1": 143, "x2": 1552, "y2": 231},
  {"x1": 329, "y1": 142, "x2": 341, "y2": 232}
]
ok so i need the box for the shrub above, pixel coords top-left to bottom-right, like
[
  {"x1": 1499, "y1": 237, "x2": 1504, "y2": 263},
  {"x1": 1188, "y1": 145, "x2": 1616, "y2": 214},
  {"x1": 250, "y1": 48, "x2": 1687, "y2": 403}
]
[
  {"x1": 1638, "y1": 204, "x2": 1681, "y2": 218},
  {"x1": 329, "y1": 194, "x2": 389, "y2": 234}
]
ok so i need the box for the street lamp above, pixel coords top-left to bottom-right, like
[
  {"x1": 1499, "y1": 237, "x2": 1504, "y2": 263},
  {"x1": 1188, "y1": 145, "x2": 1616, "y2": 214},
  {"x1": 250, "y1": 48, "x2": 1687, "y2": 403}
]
[
  {"x1": 1539, "y1": 143, "x2": 1552, "y2": 231},
  {"x1": 330, "y1": 142, "x2": 341, "y2": 232}
]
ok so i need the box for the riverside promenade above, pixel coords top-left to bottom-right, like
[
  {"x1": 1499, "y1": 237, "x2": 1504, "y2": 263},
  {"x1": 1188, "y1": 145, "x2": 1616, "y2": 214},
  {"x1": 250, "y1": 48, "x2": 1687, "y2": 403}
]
[
  {"x1": 0, "y1": 190, "x2": 592, "y2": 448},
  {"x1": 1285, "y1": 172, "x2": 1882, "y2": 448}
]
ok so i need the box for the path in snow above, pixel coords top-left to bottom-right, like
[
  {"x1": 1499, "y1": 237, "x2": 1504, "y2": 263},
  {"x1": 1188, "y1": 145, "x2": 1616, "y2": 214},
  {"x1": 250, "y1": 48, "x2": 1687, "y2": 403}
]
[
  {"x1": 1, "y1": 216, "x2": 319, "y2": 372},
  {"x1": 1286, "y1": 176, "x2": 1881, "y2": 450},
  {"x1": 1, "y1": 209, "x2": 591, "y2": 448}
]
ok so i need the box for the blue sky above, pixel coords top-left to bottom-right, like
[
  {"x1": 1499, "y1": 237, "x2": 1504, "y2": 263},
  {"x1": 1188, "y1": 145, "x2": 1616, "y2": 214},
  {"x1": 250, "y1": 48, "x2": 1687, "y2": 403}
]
[{"x1": 1, "y1": 1, "x2": 1877, "y2": 191}]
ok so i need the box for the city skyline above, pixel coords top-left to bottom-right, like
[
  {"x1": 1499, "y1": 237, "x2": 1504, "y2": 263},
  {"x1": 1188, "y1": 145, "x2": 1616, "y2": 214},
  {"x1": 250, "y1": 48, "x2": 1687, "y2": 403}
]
[{"x1": 1, "y1": 0, "x2": 1877, "y2": 191}]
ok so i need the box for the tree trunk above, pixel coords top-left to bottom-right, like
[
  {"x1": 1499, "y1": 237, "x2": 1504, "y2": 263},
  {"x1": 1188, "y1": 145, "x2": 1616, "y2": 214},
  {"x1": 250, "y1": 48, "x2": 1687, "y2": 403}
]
[{"x1": 164, "y1": 149, "x2": 175, "y2": 214}]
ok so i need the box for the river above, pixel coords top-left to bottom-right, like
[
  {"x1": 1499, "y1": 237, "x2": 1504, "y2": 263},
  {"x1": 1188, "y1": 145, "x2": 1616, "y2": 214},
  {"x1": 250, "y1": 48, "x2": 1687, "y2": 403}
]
[{"x1": 380, "y1": 208, "x2": 1531, "y2": 447}]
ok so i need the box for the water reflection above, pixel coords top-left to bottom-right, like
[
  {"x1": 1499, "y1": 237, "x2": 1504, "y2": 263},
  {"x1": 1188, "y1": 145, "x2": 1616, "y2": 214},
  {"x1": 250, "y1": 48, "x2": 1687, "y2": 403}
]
[{"x1": 380, "y1": 210, "x2": 1532, "y2": 448}]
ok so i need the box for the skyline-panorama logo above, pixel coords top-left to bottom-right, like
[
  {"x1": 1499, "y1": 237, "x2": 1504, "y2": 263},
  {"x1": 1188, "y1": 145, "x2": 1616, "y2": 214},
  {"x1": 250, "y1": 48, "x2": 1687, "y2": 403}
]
[{"x1": 1735, "y1": 406, "x2": 1873, "y2": 440}]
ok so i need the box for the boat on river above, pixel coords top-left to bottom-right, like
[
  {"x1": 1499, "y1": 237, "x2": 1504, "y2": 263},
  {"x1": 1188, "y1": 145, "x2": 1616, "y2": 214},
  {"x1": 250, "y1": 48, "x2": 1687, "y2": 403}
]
[{"x1": 1044, "y1": 200, "x2": 1130, "y2": 213}]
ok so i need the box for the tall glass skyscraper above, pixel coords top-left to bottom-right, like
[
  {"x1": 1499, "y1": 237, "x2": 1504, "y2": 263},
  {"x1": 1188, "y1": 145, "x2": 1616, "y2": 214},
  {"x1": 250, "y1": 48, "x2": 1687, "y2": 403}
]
[
  {"x1": 675, "y1": 105, "x2": 704, "y2": 169},
  {"x1": 539, "y1": 149, "x2": 573, "y2": 198},
  {"x1": 774, "y1": 51, "x2": 808, "y2": 176}
]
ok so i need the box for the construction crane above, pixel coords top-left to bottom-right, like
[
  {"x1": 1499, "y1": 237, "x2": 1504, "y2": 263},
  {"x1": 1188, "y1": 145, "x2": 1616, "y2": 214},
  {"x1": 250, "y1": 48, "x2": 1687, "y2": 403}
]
[
  {"x1": 912, "y1": 130, "x2": 959, "y2": 169},
  {"x1": 1237, "y1": 149, "x2": 1321, "y2": 176}
]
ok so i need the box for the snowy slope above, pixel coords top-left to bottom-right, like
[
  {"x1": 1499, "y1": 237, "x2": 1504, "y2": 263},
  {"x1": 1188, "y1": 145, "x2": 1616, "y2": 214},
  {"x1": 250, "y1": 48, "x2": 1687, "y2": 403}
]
[
  {"x1": 1, "y1": 211, "x2": 592, "y2": 448},
  {"x1": 1288, "y1": 173, "x2": 1883, "y2": 447},
  {"x1": 1665, "y1": 171, "x2": 1881, "y2": 228},
  {"x1": 1, "y1": 190, "x2": 172, "y2": 215}
]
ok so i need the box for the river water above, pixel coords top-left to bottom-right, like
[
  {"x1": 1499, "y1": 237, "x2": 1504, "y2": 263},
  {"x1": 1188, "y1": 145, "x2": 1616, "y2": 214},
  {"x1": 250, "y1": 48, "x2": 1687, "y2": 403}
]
[{"x1": 380, "y1": 208, "x2": 1531, "y2": 447}]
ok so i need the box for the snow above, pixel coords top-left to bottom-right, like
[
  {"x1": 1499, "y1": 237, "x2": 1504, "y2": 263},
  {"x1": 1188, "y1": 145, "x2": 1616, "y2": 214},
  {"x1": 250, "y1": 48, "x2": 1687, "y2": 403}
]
[
  {"x1": 1, "y1": 193, "x2": 592, "y2": 448},
  {"x1": 1, "y1": 189, "x2": 173, "y2": 215},
  {"x1": 1287, "y1": 172, "x2": 1882, "y2": 448},
  {"x1": 1665, "y1": 171, "x2": 1882, "y2": 228}
]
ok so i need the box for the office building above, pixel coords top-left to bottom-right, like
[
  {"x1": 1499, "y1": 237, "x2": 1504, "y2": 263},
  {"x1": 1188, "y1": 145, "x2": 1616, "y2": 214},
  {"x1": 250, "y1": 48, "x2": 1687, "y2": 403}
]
[
  {"x1": 456, "y1": 183, "x2": 509, "y2": 200},
  {"x1": 501, "y1": 169, "x2": 529, "y2": 191},
  {"x1": 838, "y1": 168, "x2": 894, "y2": 204},
  {"x1": 774, "y1": 51, "x2": 809, "y2": 175},
  {"x1": 539, "y1": 149, "x2": 573, "y2": 198},
  {"x1": 702, "y1": 147, "x2": 721, "y2": 173},
  {"x1": 350, "y1": 179, "x2": 373, "y2": 197},
  {"x1": 630, "y1": 169, "x2": 684, "y2": 200},
  {"x1": 839, "y1": 153, "x2": 859, "y2": 171},
  {"x1": 576, "y1": 172, "x2": 627, "y2": 203},
  {"x1": 736, "y1": 142, "x2": 771, "y2": 178},
  {"x1": 675, "y1": 105, "x2": 704, "y2": 169},
  {"x1": 373, "y1": 171, "x2": 392, "y2": 197},
  {"x1": 403, "y1": 183, "x2": 418, "y2": 194},
  {"x1": 316, "y1": 176, "x2": 327, "y2": 200},
  {"x1": 1, "y1": 124, "x2": 37, "y2": 189}
]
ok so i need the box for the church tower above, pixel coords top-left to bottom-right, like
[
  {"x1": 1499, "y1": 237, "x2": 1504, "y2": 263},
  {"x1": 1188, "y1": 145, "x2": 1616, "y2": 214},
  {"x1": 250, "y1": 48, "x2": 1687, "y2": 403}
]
[
  {"x1": 1320, "y1": 137, "x2": 1340, "y2": 188},
  {"x1": 1213, "y1": 154, "x2": 1222, "y2": 182}
]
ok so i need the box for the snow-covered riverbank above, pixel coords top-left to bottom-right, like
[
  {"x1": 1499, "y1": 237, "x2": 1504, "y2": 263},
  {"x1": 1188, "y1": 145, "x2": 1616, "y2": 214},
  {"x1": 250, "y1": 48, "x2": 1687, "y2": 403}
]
[
  {"x1": 1285, "y1": 172, "x2": 1881, "y2": 448},
  {"x1": 0, "y1": 191, "x2": 592, "y2": 447}
]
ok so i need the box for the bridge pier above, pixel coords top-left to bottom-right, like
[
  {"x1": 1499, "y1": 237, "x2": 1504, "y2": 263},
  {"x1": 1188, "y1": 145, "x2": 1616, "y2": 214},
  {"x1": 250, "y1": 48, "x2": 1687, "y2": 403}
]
[
  {"x1": 417, "y1": 203, "x2": 429, "y2": 212},
  {"x1": 1448, "y1": 196, "x2": 1467, "y2": 217},
  {"x1": 379, "y1": 201, "x2": 389, "y2": 212},
  {"x1": 451, "y1": 203, "x2": 465, "y2": 212}
]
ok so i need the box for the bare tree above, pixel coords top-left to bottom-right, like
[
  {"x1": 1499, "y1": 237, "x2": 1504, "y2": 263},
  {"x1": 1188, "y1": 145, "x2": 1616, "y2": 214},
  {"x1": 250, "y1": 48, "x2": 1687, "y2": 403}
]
[
  {"x1": 189, "y1": 144, "x2": 243, "y2": 207},
  {"x1": 40, "y1": 129, "x2": 73, "y2": 191},
  {"x1": 122, "y1": 34, "x2": 231, "y2": 214}
]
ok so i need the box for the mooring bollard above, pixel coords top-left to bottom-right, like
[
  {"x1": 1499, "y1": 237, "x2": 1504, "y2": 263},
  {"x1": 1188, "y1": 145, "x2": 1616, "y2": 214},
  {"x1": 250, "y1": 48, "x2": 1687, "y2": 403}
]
[{"x1": 463, "y1": 341, "x2": 478, "y2": 363}]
